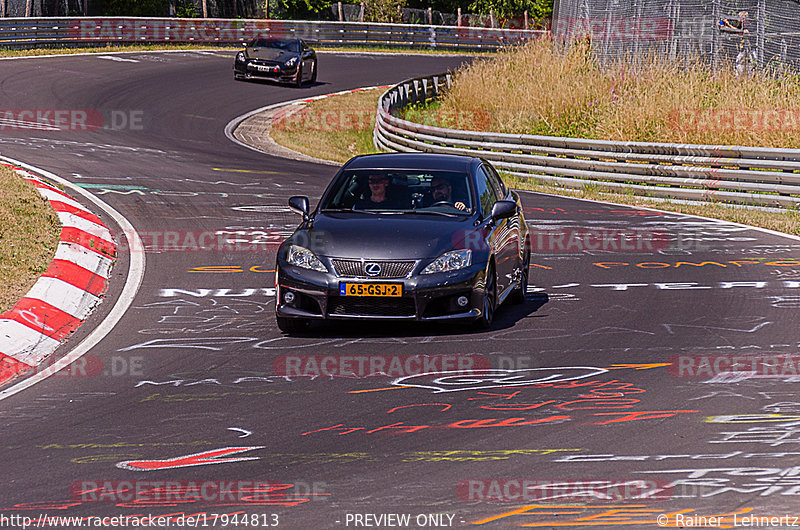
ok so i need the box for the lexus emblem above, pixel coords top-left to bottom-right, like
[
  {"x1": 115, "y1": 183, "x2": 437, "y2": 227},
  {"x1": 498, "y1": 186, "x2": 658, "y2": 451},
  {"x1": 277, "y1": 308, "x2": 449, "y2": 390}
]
[{"x1": 364, "y1": 262, "x2": 382, "y2": 276}]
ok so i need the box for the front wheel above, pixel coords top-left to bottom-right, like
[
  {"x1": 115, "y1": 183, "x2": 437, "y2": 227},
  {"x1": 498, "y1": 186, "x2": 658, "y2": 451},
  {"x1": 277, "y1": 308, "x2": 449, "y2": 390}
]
[
  {"x1": 277, "y1": 316, "x2": 309, "y2": 334},
  {"x1": 294, "y1": 64, "x2": 303, "y2": 87},
  {"x1": 476, "y1": 262, "x2": 497, "y2": 330},
  {"x1": 310, "y1": 60, "x2": 317, "y2": 83}
]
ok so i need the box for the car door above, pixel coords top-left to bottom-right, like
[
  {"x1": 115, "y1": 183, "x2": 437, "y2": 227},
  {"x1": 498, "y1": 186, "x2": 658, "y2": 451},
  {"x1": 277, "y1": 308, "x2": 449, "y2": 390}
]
[{"x1": 479, "y1": 164, "x2": 518, "y2": 297}]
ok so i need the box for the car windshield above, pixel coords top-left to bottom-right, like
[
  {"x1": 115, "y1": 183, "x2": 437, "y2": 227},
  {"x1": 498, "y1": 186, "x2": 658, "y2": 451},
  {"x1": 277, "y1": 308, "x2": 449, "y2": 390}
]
[
  {"x1": 321, "y1": 170, "x2": 473, "y2": 215},
  {"x1": 251, "y1": 39, "x2": 299, "y2": 53}
]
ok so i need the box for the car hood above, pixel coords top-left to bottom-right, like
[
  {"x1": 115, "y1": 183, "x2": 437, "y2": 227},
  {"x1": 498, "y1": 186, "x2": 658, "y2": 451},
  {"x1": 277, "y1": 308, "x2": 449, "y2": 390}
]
[
  {"x1": 247, "y1": 47, "x2": 295, "y2": 61},
  {"x1": 293, "y1": 212, "x2": 477, "y2": 260}
]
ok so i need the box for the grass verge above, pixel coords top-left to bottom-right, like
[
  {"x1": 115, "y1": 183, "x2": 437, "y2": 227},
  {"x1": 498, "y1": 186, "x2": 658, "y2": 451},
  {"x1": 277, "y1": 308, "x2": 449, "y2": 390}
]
[
  {"x1": 269, "y1": 88, "x2": 384, "y2": 163},
  {"x1": 437, "y1": 38, "x2": 800, "y2": 147},
  {"x1": 0, "y1": 167, "x2": 60, "y2": 313},
  {"x1": 269, "y1": 87, "x2": 800, "y2": 236}
]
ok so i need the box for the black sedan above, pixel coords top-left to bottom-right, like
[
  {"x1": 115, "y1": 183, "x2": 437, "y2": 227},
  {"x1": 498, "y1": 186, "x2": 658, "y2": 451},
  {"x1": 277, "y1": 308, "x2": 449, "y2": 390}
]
[
  {"x1": 233, "y1": 37, "x2": 317, "y2": 86},
  {"x1": 274, "y1": 153, "x2": 531, "y2": 332}
]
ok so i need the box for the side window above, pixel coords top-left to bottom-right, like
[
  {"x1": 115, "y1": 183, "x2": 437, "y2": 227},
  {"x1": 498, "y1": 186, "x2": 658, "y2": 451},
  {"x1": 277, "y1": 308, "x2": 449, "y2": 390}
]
[
  {"x1": 474, "y1": 167, "x2": 496, "y2": 216},
  {"x1": 484, "y1": 164, "x2": 506, "y2": 199}
]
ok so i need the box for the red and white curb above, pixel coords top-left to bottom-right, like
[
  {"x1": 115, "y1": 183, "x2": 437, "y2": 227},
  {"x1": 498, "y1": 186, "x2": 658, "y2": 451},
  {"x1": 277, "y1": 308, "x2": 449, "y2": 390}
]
[{"x1": 0, "y1": 163, "x2": 116, "y2": 386}]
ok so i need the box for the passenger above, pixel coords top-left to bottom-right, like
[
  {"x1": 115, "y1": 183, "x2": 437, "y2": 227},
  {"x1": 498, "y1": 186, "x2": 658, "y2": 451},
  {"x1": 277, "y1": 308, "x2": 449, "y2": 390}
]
[{"x1": 356, "y1": 173, "x2": 397, "y2": 209}]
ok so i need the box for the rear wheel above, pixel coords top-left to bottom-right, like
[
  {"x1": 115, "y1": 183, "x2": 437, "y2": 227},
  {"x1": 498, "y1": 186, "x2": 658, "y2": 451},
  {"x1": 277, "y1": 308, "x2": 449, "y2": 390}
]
[
  {"x1": 511, "y1": 243, "x2": 530, "y2": 304},
  {"x1": 476, "y1": 262, "x2": 497, "y2": 330},
  {"x1": 277, "y1": 316, "x2": 309, "y2": 334}
]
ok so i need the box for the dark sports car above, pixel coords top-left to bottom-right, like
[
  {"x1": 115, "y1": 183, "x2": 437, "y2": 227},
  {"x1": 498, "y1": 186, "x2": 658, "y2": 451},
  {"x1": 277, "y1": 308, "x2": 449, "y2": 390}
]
[
  {"x1": 274, "y1": 153, "x2": 531, "y2": 333},
  {"x1": 233, "y1": 37, "x2": 317, "y2": 86}
]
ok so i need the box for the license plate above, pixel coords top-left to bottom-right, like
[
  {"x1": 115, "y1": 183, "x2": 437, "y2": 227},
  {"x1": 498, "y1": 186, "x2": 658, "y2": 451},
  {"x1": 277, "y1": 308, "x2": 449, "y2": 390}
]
[
  {"x1": 255, "y1": 65, "x2": 277, "y2": 72},
  {"x1": 339, "y1": 283, "x2": 402, "y2": 297}
]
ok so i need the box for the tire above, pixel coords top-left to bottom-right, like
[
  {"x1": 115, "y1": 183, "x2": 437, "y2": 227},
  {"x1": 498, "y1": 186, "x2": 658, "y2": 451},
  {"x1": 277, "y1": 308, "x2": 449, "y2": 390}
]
[
  {"x1": 476, "y1": 262, "x2": 497, "y2": 330},
  {"x1": 277, "y1": 316, "x2": 309, "y2": 334},
  {"x1": 310, "y1": 60, "x2": 317, "y2": 83},
  {"x1": 294, "y1": 64, "x2": 303, "y2": 87},
  {"x1": 511, "y1": 243, "x2": 530, "y2": 305}
]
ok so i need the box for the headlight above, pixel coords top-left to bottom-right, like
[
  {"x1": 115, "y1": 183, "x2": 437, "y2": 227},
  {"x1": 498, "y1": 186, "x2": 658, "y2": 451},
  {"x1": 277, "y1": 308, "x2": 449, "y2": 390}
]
[
  {"x1": 421, "y1": 250, "x2": 472, "y2": 274},
  {"x1": 286, "y1": 244, "x2": 327, "y2": 272},
  {"x1": 284, "y1": 56, "x2": 298, "y2": 67},
  {"x1": 236, "y1": 51, "x2": 246, "y2": 62}
]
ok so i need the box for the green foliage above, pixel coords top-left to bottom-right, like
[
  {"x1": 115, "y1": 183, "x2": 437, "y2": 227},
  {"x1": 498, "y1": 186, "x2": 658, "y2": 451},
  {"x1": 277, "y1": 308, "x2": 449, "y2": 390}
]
[
  {"x1": 102, "y1": 0, "x2": 169, "y2": 16},
  {"x1": 364, "y1": 0, "x2": 407, "y2": 23},
  {"x1": 176, "y1": 0, "x2": 198, "y2": 17},
  {"x1": 273, "y1": 0, "x2": 332, "y2": 19},
  {"x1": 468, "y1": 0, "x2": 552, "y2": 19}
]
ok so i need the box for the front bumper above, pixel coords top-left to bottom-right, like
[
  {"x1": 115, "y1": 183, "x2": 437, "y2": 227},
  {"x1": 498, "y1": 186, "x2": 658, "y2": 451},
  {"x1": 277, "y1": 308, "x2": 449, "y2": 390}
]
[
  {"x1": 234, "y1": 61, "x2": 298, "y2": 82},
  {"x1": 275, "y1": 262, "x2": 487, "y2": 322}
]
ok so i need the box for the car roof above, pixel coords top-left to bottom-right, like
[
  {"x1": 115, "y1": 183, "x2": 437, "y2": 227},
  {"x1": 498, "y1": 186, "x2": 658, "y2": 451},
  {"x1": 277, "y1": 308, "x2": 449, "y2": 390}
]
[{"x1": 344, "y1": 153, "x2": 479, "y2": 172}]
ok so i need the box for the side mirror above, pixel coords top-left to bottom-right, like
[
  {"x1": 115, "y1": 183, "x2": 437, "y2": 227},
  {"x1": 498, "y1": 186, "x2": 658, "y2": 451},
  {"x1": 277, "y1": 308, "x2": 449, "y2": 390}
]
[
  {"x1": 288, "y1": 196, "x2": 310, "y2": 220},
  {"x1": 490, "y1": 200, "x2": 516, "y2": 222}
]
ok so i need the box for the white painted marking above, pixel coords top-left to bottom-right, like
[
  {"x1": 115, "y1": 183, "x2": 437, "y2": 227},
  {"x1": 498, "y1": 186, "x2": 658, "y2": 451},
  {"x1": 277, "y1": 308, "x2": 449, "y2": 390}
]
[
  {"x1": 227, "y1": 427, "x2": 253, "y2": 438},
  {"x1": 54, "y1": 242, "x2": 114, "y2": 278},
  {"x1": 56, "y1": 211, "x2": 114, "y2": 244},
  {"x1": 96, "y1": 55, "x2": 139, "y2": 63},
  {"x1": 0, "y1": 157, "x2": 145, "y2": 402},
  {"x1": 26, "y1": 277, "x2": 100, "y2": 319},
  {"x1": 0, "y1": 117, "x2": 60, "y2": 131},
  {"x1": 0, "y1": 319, "x2": 61, "y2": 366}
]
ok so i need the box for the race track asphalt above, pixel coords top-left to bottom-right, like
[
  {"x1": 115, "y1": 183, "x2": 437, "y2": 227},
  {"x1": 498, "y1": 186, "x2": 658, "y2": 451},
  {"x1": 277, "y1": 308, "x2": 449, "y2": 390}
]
[{"x1": 1, "y1": 49, "x2": 799, "y2": 528}]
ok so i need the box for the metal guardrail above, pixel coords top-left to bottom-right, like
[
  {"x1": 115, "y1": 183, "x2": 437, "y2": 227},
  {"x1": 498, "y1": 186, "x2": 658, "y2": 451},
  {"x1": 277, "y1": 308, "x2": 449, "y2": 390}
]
[
  {"x1": 0, "y1": 17, "x2": 545, "y2": 51},
  {"x1": 374, "y1": 73, "x2": 800, "y2": 208}
]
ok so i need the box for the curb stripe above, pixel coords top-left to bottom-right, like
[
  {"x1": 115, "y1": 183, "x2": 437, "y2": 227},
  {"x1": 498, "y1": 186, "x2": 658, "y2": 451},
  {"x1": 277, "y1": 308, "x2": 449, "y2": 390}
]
[
  {"x1": 60, "y1": 226, "x2": 117, "y2": 258},
  {"x1": 0, "y1": 298, "x2": 81, "y2": 341},
  {"x1": 0, "y1": 319, "x2": 62, "y2": 366},
  {"x1": 38, "y1": 188, "x2": 87, "y2": 211},
  {"x1": 0, "y1": 354, "x2": 32, "y2": 387},
  {"x1": 57, "y1": 211, "x2": 114, "y2": 244},
  {"x1": 29, "y1": 179, "x2": 70, "y2": 197},
  {"x1": 50, "y1": 200, "x2": 105, "y2": 226},
  {"x1": 42, "y1": 259, "x2": 109, "y2": 297},
  {"x1": 54, "y1": 242, "x2": 114, "y2": 278},
  {"x1": 24, "y1": 277, "x2": 101, "y2": 320}
]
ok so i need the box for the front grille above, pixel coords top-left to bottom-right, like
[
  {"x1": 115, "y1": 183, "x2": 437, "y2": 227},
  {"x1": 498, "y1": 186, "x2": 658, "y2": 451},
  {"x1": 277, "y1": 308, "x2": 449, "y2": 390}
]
[
  {"x1": 250, "y1": 59, "x2": 280, "y2": 66},
  {"x1": 327, "y1": 296, "x2": 416, "y2": 317},
  {"x1": 331, "y1": 259, "x2": 416, "y2": 279}
]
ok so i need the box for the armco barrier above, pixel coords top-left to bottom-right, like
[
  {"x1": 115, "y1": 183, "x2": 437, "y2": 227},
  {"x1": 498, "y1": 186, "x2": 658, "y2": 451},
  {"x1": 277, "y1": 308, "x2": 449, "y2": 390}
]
[
  {"x1": 374, "y1": 73, "x2": 800, "y2": 208},
  {"x1": 0, "y1": 17, "x2": 545, "y2": 51}
]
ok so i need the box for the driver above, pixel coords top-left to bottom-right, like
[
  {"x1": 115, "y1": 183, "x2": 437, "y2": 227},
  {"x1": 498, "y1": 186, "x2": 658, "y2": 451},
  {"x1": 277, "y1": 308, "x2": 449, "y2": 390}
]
[{"x1": 430, "y1": 175, "x2": 466, "y2": 211}]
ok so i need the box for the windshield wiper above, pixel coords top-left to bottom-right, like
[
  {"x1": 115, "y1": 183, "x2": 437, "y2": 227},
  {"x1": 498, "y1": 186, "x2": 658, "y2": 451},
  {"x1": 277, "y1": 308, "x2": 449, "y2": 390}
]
[
  {"x1": 406, "y1": 210, "x2": 463, "y2": 218},
  {"x1": 321, "y1": 208, "x2": 378, "y2": 214}
]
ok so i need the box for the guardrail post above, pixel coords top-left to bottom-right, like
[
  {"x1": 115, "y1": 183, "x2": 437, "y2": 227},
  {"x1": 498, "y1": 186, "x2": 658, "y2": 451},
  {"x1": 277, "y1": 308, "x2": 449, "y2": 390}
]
[
  {"x1": 457, "y1": 7, "x2": 461, "y2": 26},
  {"x1": 359, "y1": 2, "x2": 364, "y2": 22},
  {"x1": 338, "y1": 2, "x2": 343, "y2": 22},
  {"x1": 427, "y1": 7, "x2": 432, "y2": 25},
  {"x1": 524, "y1": 11, "x2": 528, "y2": 30},
  {"x1": 757, "y1": 0, "x2": 765, "y2": 69}
]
